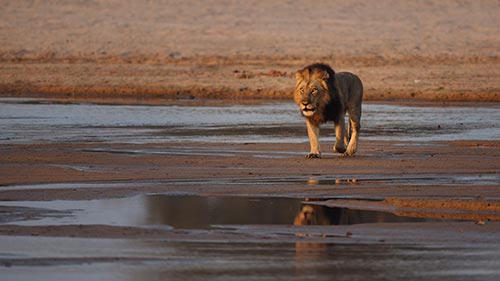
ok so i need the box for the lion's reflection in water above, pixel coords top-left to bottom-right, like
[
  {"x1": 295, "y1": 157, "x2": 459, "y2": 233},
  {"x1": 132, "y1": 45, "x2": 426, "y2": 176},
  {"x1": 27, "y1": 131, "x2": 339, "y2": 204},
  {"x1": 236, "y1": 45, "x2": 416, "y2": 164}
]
[
  {"x1": 292, "y1": 202, "x2": 427, "y2": 264},
  {"x1": 144, "y1": 195, "x2": 424, "y2": 229},
  {"x1": 293, "y1": 203, "x2": 424, "y2": 226},
  {"x1": 294, "y1": 204, "x2": 366, "y2": 226}
]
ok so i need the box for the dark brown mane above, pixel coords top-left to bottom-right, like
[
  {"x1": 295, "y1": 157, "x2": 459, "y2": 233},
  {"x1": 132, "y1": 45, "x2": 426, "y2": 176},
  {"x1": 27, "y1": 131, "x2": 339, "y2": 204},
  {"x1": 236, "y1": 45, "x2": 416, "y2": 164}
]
[
  {"x1": 308, "y1": 63, "x2": 342, "y2": 124},
  {"x1": 306, "y1": 63, "x2": 336, "y2": 85}
]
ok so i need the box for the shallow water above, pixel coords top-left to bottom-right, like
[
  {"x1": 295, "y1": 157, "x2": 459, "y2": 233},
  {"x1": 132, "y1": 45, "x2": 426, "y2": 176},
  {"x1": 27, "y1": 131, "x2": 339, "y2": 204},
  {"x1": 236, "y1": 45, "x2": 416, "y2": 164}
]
[
  {"x1": 0, "y1": 195, "x2": 428, "y2": 228},
  {"x1": 0, "y1": 195, "x2": 499, "y2": 281},
  {"x1": 2, "y1": 236, "x2": 499, "y2": 281},
  {"x1": 0, "y1": 98, "x2": 498, "y2": 143}
]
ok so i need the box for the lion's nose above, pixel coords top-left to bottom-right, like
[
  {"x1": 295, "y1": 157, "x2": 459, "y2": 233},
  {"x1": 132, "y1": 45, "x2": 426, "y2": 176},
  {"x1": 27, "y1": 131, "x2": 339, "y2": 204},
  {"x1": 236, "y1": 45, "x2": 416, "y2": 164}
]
[{"x1": 301, "y1": 102, "x2": 309, "y2": 106}]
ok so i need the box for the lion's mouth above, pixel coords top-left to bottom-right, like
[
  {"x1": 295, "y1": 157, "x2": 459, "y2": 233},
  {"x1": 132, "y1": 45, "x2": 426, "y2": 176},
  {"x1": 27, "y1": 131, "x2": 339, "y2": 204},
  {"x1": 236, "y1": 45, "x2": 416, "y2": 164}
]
[{"x1": 301, "y1": 107, "x2": 316, "y2": 116}]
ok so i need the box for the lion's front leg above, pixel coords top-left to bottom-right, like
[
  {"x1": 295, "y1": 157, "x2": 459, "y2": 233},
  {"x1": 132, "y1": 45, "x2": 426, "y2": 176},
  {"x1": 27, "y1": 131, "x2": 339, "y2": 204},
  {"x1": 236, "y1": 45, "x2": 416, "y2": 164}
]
[
  {"x1": 305, "y1": 118, "x2": 321, "y2": 158},
  {"x1": 333, "y1": 115, "x2": 347, "y2": 154}
]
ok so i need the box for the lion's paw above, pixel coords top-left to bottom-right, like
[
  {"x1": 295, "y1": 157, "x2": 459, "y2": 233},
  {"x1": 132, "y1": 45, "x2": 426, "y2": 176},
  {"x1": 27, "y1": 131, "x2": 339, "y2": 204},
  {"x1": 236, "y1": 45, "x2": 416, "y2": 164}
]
[
  {"x1": 342, "y1": 149, "x2": 357, "y2": 157},
  {"x1": 344, "y1": 144, "x2": 357, "y2": 157},
  {"x1": 305, "y1": 153, "x2": 321, "y2": 159},
  {"x1": 333, "y1": 144, "x2": 346, "y2": 154}
]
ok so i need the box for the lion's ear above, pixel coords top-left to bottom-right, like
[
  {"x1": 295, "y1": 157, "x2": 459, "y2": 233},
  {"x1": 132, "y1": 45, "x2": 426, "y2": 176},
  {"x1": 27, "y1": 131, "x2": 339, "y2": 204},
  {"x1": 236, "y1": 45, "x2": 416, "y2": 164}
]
[{"x1": 295, "y1": 71, "x2": 304, "y2": 82}]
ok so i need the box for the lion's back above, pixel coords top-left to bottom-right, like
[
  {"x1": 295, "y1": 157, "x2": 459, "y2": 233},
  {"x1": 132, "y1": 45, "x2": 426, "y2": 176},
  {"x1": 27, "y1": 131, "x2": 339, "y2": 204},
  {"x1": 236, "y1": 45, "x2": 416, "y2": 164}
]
[{"x1": 335, "y1": 72, "x2": 363, "y2": 107}]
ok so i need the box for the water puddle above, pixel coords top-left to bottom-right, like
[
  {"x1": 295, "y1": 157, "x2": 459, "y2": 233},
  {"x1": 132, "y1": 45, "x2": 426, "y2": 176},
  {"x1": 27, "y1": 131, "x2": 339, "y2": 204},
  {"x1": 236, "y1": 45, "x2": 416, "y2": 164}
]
[
  {"x1": 0, "y1": 195, "x2": 431, "y2": 229},
  {"x1": 1, "y1": 98, "x2": 498, "y2": 143},
  {"x1": 1, "y1": 194, "x2": 499, "y2": 281},
  {"x1": 243, "y1": 174, "x2": 500, "y2": 187}
]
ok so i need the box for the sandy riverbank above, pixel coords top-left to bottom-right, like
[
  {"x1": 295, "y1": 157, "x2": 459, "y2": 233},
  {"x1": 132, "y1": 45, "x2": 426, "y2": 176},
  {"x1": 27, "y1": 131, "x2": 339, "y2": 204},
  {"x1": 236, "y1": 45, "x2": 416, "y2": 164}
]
[{"x1": 0, "y1": 1, "x2": 499, "y2": 102}]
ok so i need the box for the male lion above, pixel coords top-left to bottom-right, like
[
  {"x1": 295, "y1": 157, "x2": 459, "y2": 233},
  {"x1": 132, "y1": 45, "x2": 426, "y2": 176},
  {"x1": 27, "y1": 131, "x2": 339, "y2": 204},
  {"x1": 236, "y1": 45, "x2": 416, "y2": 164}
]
[{"x1": 294, "y1": 63, "x2": 363, "y2": 158}]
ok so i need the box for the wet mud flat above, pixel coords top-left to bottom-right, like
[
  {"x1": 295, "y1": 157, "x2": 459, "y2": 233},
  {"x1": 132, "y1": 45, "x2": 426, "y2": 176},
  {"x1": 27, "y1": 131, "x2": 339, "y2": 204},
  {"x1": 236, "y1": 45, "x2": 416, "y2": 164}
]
[
  {"x1": 1, "y1": 194, "x2": 500, "y2": 281},
  {"x1": 0, "y1": 99, "x2": 500, "y2": 280}
]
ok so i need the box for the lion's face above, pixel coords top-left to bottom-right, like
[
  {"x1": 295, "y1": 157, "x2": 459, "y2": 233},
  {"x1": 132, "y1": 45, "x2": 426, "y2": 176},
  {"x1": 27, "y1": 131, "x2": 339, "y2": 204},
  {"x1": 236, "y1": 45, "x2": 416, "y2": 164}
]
[
  {"x1": 294, "y1": 68, "x2": 331, "y2": 117},
  {"x1": 293, "y1": 205, "x2": 317, "y2": 225}
]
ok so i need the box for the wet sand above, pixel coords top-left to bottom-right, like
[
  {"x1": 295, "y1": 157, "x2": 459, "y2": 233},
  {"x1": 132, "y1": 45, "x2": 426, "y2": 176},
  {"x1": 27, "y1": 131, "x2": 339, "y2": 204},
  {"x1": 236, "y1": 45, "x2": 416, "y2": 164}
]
[
  {"x1": 0, "y1": 99, "x2": 499, "y2": 280},
  {"x1": 1, "y1": 140, "x2": 500, "y2": 199},
  {"x1": 1, "y1": 136, "x2": 500, "y2": 279},
  {"x1": 1, "y1": 100, "x2": 499, "y2": 228}
]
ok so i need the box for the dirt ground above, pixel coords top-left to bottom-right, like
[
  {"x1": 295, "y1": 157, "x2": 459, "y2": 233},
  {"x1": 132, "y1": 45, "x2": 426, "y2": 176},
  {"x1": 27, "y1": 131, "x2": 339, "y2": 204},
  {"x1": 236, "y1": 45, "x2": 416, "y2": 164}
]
[{"x1": 0, "y1": 0, "x2": 499, "y2": 102}]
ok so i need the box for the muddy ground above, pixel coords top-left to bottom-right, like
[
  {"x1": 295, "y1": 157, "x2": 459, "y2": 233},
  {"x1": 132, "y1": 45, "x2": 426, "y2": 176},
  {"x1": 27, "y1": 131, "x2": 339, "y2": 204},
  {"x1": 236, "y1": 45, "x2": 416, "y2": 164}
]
[
  {"x1": 1, "y1": 140, "x2": 499, "y2": 200},
  {"x1": 1, "y1": 98, "x2": 499, "y2": 281},
  {"x1": 1, "y1": 131, "x2": 499, "y2": 280},
  {"x1": 0, "y1": 100, "x2": 499, "y2": 240}
]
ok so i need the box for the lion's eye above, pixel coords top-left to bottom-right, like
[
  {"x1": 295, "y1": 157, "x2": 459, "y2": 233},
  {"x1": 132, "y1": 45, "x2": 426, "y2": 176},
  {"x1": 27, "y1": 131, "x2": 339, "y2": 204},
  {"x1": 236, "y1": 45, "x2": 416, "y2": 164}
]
[{"x1": 311, "y1": 88, "x2": 318, "y2": 95}]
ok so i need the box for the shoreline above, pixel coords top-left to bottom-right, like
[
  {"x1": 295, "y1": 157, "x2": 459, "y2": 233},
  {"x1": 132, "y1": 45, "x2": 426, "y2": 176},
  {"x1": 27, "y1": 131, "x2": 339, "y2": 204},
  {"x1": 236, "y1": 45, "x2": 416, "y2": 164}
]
[{"x1": 1, "y1": 60, "x2": 498, "y2": 103}]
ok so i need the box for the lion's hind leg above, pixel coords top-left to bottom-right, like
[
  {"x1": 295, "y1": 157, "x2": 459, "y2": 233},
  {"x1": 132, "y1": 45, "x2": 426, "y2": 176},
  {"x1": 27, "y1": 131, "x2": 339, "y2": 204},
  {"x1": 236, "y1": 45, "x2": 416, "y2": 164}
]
[
  {"x1": 344, "y1": 118, "x2": 352, "y2": 145},
  {"x1": 345, "y1": 115, "x2": 360, "y2": 156},
  {"x1": 333, "y1": 115, "x2": 347, "y2": 154}
]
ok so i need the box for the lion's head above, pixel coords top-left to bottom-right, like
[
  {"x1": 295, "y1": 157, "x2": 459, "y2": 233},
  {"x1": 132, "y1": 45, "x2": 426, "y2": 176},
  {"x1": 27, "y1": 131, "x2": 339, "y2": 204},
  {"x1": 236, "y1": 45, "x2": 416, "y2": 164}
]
[
  {"x1": 293, "y1": 205, "x2": 317, "y2": 225},
  {"x1": 294, "y1": 63, "x2": 336, "y2": 118}
]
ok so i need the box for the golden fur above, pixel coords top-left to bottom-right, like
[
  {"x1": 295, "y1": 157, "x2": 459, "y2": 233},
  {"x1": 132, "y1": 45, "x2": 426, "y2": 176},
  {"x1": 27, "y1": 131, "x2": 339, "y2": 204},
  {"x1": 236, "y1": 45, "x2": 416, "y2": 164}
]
[{"x1": 294, "y1": 63, "x2": 363, "y2": 158}]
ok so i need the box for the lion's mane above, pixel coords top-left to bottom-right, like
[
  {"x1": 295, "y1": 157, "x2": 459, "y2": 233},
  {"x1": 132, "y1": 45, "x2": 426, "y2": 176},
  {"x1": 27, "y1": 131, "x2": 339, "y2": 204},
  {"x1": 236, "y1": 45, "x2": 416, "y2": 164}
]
[{"x1": 294, "y1": 63, "x2": 343, "y2": 126}]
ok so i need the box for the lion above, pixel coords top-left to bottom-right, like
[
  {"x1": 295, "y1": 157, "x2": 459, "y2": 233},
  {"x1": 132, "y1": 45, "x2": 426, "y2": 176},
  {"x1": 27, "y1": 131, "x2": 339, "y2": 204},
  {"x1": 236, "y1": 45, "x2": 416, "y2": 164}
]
[
  {"x1": 294, "y1": 63, "x2": 363, "y2": 158},
  {"x1": 293, "y1": 204, "x2": 347, "y2": 226}
]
